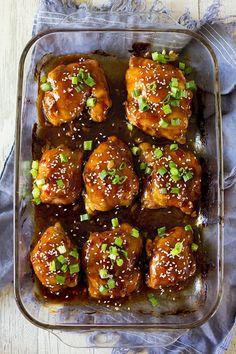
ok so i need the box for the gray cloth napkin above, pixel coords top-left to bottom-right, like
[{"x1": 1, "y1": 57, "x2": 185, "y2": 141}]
[{"x1": 1, "y1": 0, "x2": 236, "y2": 353}]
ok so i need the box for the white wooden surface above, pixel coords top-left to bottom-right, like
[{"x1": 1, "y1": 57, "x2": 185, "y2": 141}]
[{"x1": 0, "y1": 1, "x2": 236, "y2": 353}]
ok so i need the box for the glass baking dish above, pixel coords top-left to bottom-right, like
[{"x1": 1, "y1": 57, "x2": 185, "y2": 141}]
[{"x1": 14, "y1": 28, "x2": 223, "y2": 346}]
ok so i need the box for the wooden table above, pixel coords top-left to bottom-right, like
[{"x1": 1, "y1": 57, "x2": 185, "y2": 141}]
[{"x1": 0, "y1": 1, "x2": 235, "y2": 353}]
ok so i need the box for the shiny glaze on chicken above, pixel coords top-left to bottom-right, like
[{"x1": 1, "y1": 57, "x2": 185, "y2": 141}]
[
  {"x1": 146, "y1": 226, "x2": 196, "y2": 289},
  {"x1": 125, "y1": 56, "x2": 193, "y2": 143},
  {"x1": 35, "y1": 145, "x2": 83, "y2": 205},
  {"x1": 83, "y1": 136, "x2": 139, "y2": 213},
  {"x1": 31, "y1": 222, "x2": 80, "y2": 293},
  {"x1": 82, "y1": 223, "x2": 142, "y2": 298},
  {"x1": 42, "y1": 58, "x2": 112, "y2": 126},
  {"x1": 139, "y1": 142, "x2": 201, "y2": 215}
]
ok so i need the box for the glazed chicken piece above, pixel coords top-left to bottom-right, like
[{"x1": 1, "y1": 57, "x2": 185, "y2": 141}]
[
  {"x1": 146, "y1": 226, "x2": 197, "y2": 289},
  {"x1": 42, "y1": 58, "x2": 112, "y2": 126},
  {"x1": 82, "y1": 223, "x2": 142, "y2": 298},
  {"x1": 32, "y1": 145, "x2": 83, "y2": 205},
  {"x1": 83, "y1": 136, "x2": 139, "y2": 213},
  {"x1": 125, "y1": 56, "x2": 193, "y2": 143},
  {"x1": 139, "y1": 143, "x2": 201, "y2": 215},
  {"x1": 31, "y1": 222, "x2": 80, "y2": 293}
]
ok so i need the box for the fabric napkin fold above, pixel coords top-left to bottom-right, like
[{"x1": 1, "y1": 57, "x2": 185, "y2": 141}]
[{"x1": 1, "y1": 1, "x2": 236, "y2": 353}]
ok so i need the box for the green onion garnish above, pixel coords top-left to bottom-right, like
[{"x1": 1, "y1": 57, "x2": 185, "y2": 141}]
[
  {"x1": 111, "y1": 218, "x2": 119, "y2": 228},
  {"x1": 127, "y1": 122, "x2": 133, "y2": 131},
  {"x1": 186, "y1": 80, "x2": 197, "y2": 90},
  {"x1": 107, "y1": 278, "x2": 116, "y2": 289},
  {"x1": 32, "y1": 160, "x2": 39, "y2": 170},
  {"x1": 99, "y1": 170, "x2": 107, "y2": 180},
  {"x1": 57, "y1": 255, "x2": 67, "y2": 264},
  {"x1": 114, "y1": 237, "x2": 123, "y2": 247},
  {"x1": 160, "y1": 188, "x2": 167, "y2": 194},
  {"x1": 170, "y1": 78, "x2": 179, "y2": 88},
  {"x1": 152, "y1": 52, "x2": 168, "y2": 64},
  {"x1": 99, "y1": 269, "x2": 109, "y2": 279},
  {"x1": 69, "y1": 249, "x2": 79, "y2": 259},
  {"x1": 131, "y1": 228, "x2": 139, "y2": 238},
  {"x1": 86, "y1": 97, "x2": 97, "y2": 107},
  {"x1": 131, "y1": 146, "x2": 140, "y2": 156},
  {"x1": 116, "y1": 258, "x2": 124, "y2": 267},
  {"x1": 179, "y1": 62, "x2": 186, "y2": 70},
  {"x1": 107, "y1": 168, "x2": 116, "y2": 176},
  {"x1": 57, "y1": 245, "x2": 66, "y2": 254},
  {"x1": 169, "y1": 161, "x2": 177, "y2": 168},
  {"x1": 84, "y1": 73, "x2": 96, "y2": 87},
  {"x1": 170, "y1": 100, "x2": 180, "y2": 107},
  {"x1": 140, "y1": 162, "x2": 147, "y2": 170},
  {"x1": 170, "y1": 144, "x2": 178, "y2": 151},
  {"x1": 171, "y1": 241, "x2": 183, "y2": 256},
  {"x1": 170, "y1": 86, "x2": 180, "y2": 98},
  {"x1": 101, "y1": 243, "x2": 108, "y2": 252},
  {"x1": 157, "y1": 226, "x2": 166, "y2": 237},
  {"x1": 121, "y1": 250, "x2": 128, "y2": 259},
  {"x1": 59, "y1": 153, "x2": 68, "y2": 163},
  {"x1": 170, "y1": 167, "x2": 179, "y2": 176},
  {"x1": 56, "y1": 275, "x2": 65, "y2": 285},
  {"x1": 138, "y1": 97, "x2": 150, "y2": 112},
  {"x1": 191, "y1": 243, "x2": 199, "y2": 252},
  {"x1": 145, "y1": 166, "x2": 152, "y2": 175},
  {"x1": 147, "y1": 293, "x2": 159, "y2": 307},
  {"x1": 132, "y1": 88, "x2": 141, "y2": 97},
  {"x1": 40, "y1": 75, "x2": 47, "y2": 83},
  {"x1": 171, "y1": 187, "x2": 179, "y2": 194},
  {"x1": 158, "y1": 167, "x2": 167, "y2": 176},
  {"x1": 160, "y1": 118, "x2": 169, "y2": 128},
  {"x1": 32, "y1": 186, "x2": 40, "y2": 199},
  {"x1": 185, "y1": 66, "x2": 193, "y2": 75},
  {"x1": 162, "y1": 104, "x2": 172, "y2": 115},
  {"x1": 119, "y1": 162, "x2": 126, "y2": 170},
  {"x1": 147, "y1": 82, "x2": 157, "y2": 91},
  {"x1": 180, "y1": 89, "x2": 188, "y2": 98},
  {"x1": 99, "y1": 285, "x2": 108, "y2": 294},
  {"x1": 185, "y1": 224, "x2": 193, "y2": 232},
  {"x1": 71, "y1": 76, "x2": 78, "y2": 85},
  {"x1": 77, "y1": 68, "x2": 86, "y2": 81},
  {"x1": 83, "y1": 140, "x2": 93, "y2": 151},
  {"x1": 80, "y1": 213, "x2": 90, "y2": 222},
  {"x1": 30, "y1": 169, "x2": 38, "y2": 179},
  {"x1": 49, "y1": 260, "x2": 56, "y2": 272},
  {"x1": 69, "y1": 263, "x2": 80, "y2": 274},
  {"x1": 61, "y1": 264, "x2": 68, "y2": 273},
  {"x1": 75, "y1": 85, "x2": 84, "y2": 92},
  {"x1": 40, "y1": 82, "x2": 52, "y2": 92},
  {"x1": 183, "y1": 171, "x2": 194, "y2": 182},
  {"x1": 154, "y1": 148, "x2": 163, "y2": 159},
  {"x1": 171, "y1": 118, "x2": 181, "y2": 126},
  {"x1": 56, "y1": 179, "x2": 64, "y2": 188}
]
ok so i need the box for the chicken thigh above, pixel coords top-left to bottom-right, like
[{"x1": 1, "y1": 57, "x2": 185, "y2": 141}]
[
  {"x1": 139, "y1": 143, "x2": 201, "y2": 215},
  {"x1": 82, "y1": 223, "x2": 142, "y2": 299},
  {"x1": 31, "y1": 222, "x2": 80, "y2": 293},
  {"x1": 146, "y1": 226, "x2": 196, "y2": 289},
  {"x1": 125, "y1": 56, "x2": 193, "y2": 143},
  {"x1": 83, "y1": 136, "x2": 139, "y2": 213},
  {"x1": 32, "y1": 145, "x2": 83, "y2": 205},
  {"x1": 41, "y1": 58, "x2": 112, "y2": 126}
]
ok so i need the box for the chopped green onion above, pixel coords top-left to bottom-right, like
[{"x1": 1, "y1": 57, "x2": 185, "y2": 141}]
[
  {"x1": 138, "y1": 97, "x2": 150, "y2": 112},
  {"x1": 162, "y1": 104, "x2": 172, "y2": 115},
  {"x1": 56, "y1": 179, "x2": 64, "y2": 188},
  {"x1": 170, "y1": 77, "x2": 179, "y2": 88},
  {"x1": 179, "y1": 62, "x2": 186, "y2": 70},
  {"x1": 127, "y1": 122, "x2": 133, "y2": 131},
  {"x1": 112, "y1": 175, "x2": 127, "y2": 185},
  {"x1": 30, "y1": 169, "x2": 38, "y2": 179},
  {"x1": 186, "y1": 80, "x2": 197, "y2": 90},
  {"x1": 158, "y1": 167, "x2": 168, "y2": 176},
  {"x1": 40, "y1": 75, "x2": 47, "y2": 83},
  {"x1": 140, "y1": 162, "x2": 147, "y2": 170},
  {"x1": 56, "y1": 275, "x2": 65, "y2": 285},
  {"x1": 75, "y1": 84, "x2": 84, "y2": 92},
  {"x1": 132, "y1": 88, "x2": 141, "y2": 97},
  {"x1": 152, "y1": 52, "x2": 168, "y2": 63},
  {"x1": 121, "y1": 250, "x2": 128, "y2": 259},
  {"x1": 183, "y1": 171, "x2": 194, "y2": 182},
  {"x1": 171, "y1": 118, "x2": 181, "y2": 126},
  {"x1": 99, "y1": 269, "x2": 109, "y2": 279},
  {"x1": 132, "y1": 146, "x2": 140, "y2": 156},
  {"x1": 49, "y1": 260, "x2": 56, "y2": 272},
  {"x1": 32, "y1": 186, "x2": 40, "y2": 199},
  {"x1": 59, "y1": 153, "x2": 68, "y2": 163},
  {"x1": 71, "y1": 76, "x2": 78, "y2": 85},
  {"x1": 145, "y1": 166, "x2": 152, "y2": 175},
  {"x1": 99, "y1": 170, "x2": 108, "y2": 180},
  {"x1": 84, "y1": 73, "x2": 96, "y2": 87},
  {"x1": 33, "y1": 197, "x2": 41, "y2": 205},
  {"x1": 160, "y1": 188, "x2": 167, "y2": 195},
  {"x1": 157, "y1": 226, "x2": 166, "y2": 237},
  {"x1": 114, "y1": 237, "x2": 123, "y2": 247},
  {"x1": 111, "y1": 218, "x2": 119, "y2": 228},
  {"x1": 57, "y1": 245, "x2": 66, "y2": 254},
  {"x1": 191, "y1": 243, "x2": 199, "y2": 252},
  {"x1": 83, "y1": 140, "x2": 93, "y2": 151},
  {"x1": 169, "y1": 161, "x2": 177, "y2": 168},
  {"x1": 170, "y1": 86, "x2": 180, "y2": 98},
  {"x1": 170, "y1": 144, "x2": 178, "y2": 151},
  {"x1": 99, "y1": 284, "x2": 108, "y2": 294},
  {"x1": 171, "y1": 174, "x2": 181, "y2": 182},
  {"x1": 86, "y1": 97, "x2": 97, "y2": 107},
  {"x1": 171, "y1": 187, "x2": 180, "y2": 194},
  {"x1": 69, "y1": 263, "x2": 80, "y2": 274},
  {"x1": 107, "y1": 168, "x2": 116, "y2": 176},
  {"x1": 80, "y1": 213, "x2": 90, "y2": 222},
  {"x1": 69, "y1": 249, "x2": 79, "y2": 259},
  {"x1": 101, "y1": 243, "x2": 108, "y2": 252},
  {"x1": 147, "y1": 82, "x2": 157, "y2": 91},
  {"x1": 119, "y1": 162, "x2": 126, "y2": 170},
  {"x1": 170, "y1": 167, "x2": 179, "y2": 176},
  {"x1": 180, "y1": 89, "x2": 188, "y2": 98},
  {"x1": 77, "y1": 68, "x2": 86, "y2": 81},
  {"x1": 163, "y1": 93, "x2": 171, "y2": 104},
  {"x1": 154, "y1": 148, "x2": 163, "y2": 159},
  {"x1": 171, "y1": 241, "x2": 183, "y2": 256},
  {"x1": 107, "y1": 278, "x2": 116, "y2": 289},
  {"x1": 147, "y1": 293, "x2": 159, "y2": 307},
  {"x1": 57, "y1": 255, "x2": 67, "y2": 264},
  {"x1": 131, "y1": 228, "x2": 139, "y2": 238},
  {"x1": 185, "y1": 66, "x2": 193, "y2": 75},
  {"x1": 185, "y1": 224, "x2": 193, "y2": 232},
  {"x1": 116, "y1": 258, "x2": 124, "y2": 267},
  {"x1": 160, "y1": 118, "x2": 169, "y2": 128},
  {"x1": 32, "y1": 160, "x2": 39, "y2": 170},
  {"x1": 170, "y1": 100, "x2": 180, "y2": 107},
  {"x1": 61, "y1": 264, "x2": 68, "y2": 273},
  {"x1": 118, "y1": 176, "x2": 128, "y2": 184},
  {"x1": 40, "y1": 82, "x2": 52, "y2": 92}
]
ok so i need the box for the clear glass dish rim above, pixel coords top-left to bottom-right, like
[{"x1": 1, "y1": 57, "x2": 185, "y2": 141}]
[{"x1": 14, "y1": 27, "x2": 224, "y2": 331}]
